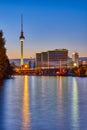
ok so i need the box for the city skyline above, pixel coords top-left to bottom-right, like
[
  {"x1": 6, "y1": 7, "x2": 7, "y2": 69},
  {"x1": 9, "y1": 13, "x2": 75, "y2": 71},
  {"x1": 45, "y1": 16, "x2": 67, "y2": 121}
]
[{"x1": 0, "y1": 0, "x2": 87, "y2": 59}]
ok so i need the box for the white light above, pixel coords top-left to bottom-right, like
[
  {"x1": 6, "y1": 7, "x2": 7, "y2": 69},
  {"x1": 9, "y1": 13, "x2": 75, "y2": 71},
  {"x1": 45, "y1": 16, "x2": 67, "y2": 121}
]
[{"x1": 74, "y1": 63, "x2": 77, "y2": 67}]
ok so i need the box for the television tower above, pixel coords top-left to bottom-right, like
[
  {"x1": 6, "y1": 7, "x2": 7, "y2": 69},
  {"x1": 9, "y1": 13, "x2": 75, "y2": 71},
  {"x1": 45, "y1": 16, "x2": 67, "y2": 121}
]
[{"x1": 19, "y1": 15, "x2": 25, "y2": 67}]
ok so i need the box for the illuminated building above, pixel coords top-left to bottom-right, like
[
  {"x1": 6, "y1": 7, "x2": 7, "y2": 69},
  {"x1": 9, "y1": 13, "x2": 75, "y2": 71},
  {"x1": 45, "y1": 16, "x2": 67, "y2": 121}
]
[
  {"x1": 72, "y1": 52, "x2": 79, "y2": 67},
  {"x1": 36, "y1": 49, "x2": 68, "y2": 68},
  {"x1": 19, "y1": 15, "x2": 25, "y2": 67}
]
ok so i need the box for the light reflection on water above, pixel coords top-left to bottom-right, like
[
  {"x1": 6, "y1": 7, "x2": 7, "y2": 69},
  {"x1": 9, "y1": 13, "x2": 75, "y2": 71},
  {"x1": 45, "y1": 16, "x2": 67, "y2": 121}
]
[
  {"x1": 72, "y1": 78, "x2": 79, "y2": 130},
  {"x1": 56, "y1": 76, "x2": 64, "y2": 129},
  {"x1": 0, "y1": 76, "x2": 87, "y2": 130},
  {"x1": 22, "y1": 76, "x2": 31, "y2": 130}
]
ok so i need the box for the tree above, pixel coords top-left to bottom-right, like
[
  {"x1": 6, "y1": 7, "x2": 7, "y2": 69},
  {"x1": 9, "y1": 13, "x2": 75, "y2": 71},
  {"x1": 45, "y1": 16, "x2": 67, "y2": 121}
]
[{"x1": 0, "y1": 30, "x2": 12, "y2": 79}]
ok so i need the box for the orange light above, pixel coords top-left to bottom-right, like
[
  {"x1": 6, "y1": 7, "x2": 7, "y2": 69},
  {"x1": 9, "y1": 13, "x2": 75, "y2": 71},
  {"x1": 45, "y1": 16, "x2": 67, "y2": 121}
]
[
  {"x1": 56, "y1": 71, "x2": 60, "y2": 74},
  {"x1": 24, "y1": 64, "x2": 28, "y2": 68}
]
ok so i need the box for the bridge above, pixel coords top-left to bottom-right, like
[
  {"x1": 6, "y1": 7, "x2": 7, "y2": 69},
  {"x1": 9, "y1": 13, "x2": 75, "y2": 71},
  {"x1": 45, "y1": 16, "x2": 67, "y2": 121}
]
[{"x1": 14, "y1": 67, "x2": 67, "y2": 76}]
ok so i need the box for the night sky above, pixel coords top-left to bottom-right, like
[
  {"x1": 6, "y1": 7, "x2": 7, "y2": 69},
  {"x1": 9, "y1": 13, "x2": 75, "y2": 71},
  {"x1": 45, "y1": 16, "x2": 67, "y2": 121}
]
[{"x1": 0, "y1": 0, "x2": 87, "y2": 58}]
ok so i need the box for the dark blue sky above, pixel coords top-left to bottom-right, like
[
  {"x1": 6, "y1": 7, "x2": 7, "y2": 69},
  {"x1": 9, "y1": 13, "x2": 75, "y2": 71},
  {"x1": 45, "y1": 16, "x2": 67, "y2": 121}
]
[{"x1": 0, "y1": 0, "x2": 87, "y2": 58}]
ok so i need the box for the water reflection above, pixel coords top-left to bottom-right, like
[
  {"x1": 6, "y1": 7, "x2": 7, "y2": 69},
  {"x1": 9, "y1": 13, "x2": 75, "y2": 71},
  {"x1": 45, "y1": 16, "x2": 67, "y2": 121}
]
[
  {"x1": 72, "y1": 78, "x2": 79, "y2": 130},
  {"x1": 56, "y1": 76, "x2": 63, "y2": 106},
  {"x1": 41, "y1": 76, "x2": 46, "y2": 98},
  {"x1": 0, "y1": 76, "x2": 87, "y2": 130},
  {"x1": 56, "y1": 76, "x2": 64, "y2": 128},
  {"x1": 59, "y1": 76, "x2": 63, "y2": 97},
  {"x1": 0, "y1": 80, "x2": 4, "y2": 95},
  {"x1": 22, "y1": 76, "x2": 31, "y2": 130}
]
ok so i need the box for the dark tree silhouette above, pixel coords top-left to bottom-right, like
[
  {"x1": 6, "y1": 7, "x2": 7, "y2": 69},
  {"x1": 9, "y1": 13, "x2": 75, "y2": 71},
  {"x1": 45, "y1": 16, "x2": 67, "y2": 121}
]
[{"x1": 0, "y1": 30, "x2": 12, "y2": 79}]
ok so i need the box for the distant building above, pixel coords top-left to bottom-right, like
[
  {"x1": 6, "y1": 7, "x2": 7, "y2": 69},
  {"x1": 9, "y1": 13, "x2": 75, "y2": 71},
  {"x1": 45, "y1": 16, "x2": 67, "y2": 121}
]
[
  {"x1": 36, "y1": 49, "x2": 68, "y2": 68},
  {"x1": 79, "y1": 59, "x2": 87, "y2": 66},
  {"x1": 82, "y1": 60, "x2": 87, "y2": 65},
  {"x1": 36, "y1": 53, "x2": 42, "y2": 67},
  {"x1": 72, "y1": 52, "x2": 79, "y2": 67}
]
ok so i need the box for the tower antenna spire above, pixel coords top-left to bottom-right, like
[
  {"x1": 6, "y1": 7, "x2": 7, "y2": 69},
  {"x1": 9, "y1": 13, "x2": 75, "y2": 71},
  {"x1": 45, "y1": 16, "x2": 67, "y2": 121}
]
[
  {"x1": 20, "y1": 14, "x2": 25, "y2": 38},
  {"x1": 21, "y1": 14, "x2": 23, "y2": 32}
]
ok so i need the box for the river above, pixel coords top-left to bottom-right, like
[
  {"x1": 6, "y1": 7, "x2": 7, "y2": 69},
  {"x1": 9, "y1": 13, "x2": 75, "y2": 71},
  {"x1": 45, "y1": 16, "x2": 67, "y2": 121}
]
[{"x1": 0, "y1": 76, "x2": 87, "y2": 130}]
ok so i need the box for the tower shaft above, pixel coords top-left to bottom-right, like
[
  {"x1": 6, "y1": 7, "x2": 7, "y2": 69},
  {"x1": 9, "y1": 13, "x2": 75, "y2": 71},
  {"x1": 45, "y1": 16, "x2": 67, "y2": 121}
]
[{"x1": 21, "y1": 41, "x2": 23, "y2": 66}]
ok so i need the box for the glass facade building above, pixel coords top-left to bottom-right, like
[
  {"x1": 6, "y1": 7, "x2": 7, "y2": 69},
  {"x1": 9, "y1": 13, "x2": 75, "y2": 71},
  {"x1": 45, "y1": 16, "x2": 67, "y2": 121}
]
[{"x1": 36, "y1": 49, "x2": 68, "y2": 68}]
